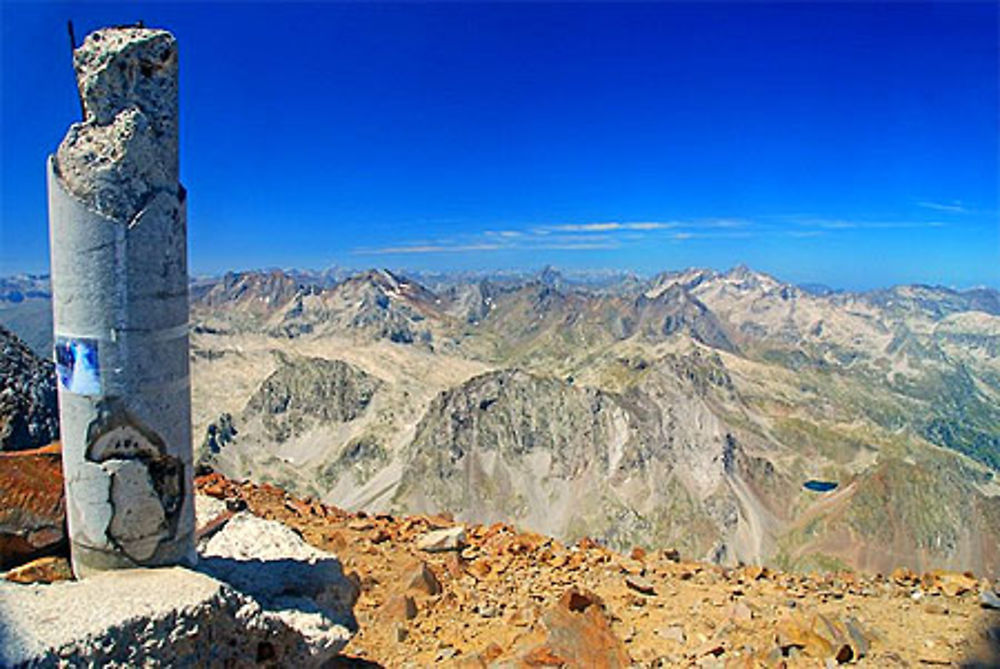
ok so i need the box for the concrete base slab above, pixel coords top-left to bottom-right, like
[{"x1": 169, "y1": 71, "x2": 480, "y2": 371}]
[
  {"x1": 0, "y1": 568, "x2": 286, "y2": 667},
  {"x1": 0, "y1": 509, "x2": 358, "y2": 667}
]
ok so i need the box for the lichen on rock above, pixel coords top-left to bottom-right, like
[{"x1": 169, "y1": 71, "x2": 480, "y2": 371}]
[{"x1": 54, "y1": 27, "x2": 179, "y2": 223}]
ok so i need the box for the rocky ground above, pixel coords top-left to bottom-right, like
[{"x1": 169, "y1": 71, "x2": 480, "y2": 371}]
[
  {"x1": 189, "y1": 473, "x2": 998, "y2": 667},
  {"x1": 3, "y1": 449, "x2": 1000, "y2": 666}
]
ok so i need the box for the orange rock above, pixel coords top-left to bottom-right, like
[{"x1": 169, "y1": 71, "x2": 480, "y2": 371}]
[
  {"x1": 0, "y1": 444, "x2": 66, "y2": 570},
  {"x1": 326, "y1": 530, "x2": 348, "y2": 551},
  {"x1": 3, "y1": 555, "x2": 72, "y2": 584},
  {"x1": 618, "y1": 558, "x2": 645, "y2": 576},
  {"x1": 516, "y1": 586, "x2": 629, "y2": 668},
  {"x1": 559, "y1": 587, "x2": 605, "y2": 613},
  {"x1": 469, "y1": 559, "x2": 492, "y2": 580},
  {"x1": 660, "y1": 548, "x2": 681, "y2": 562},
  {"x1": 630, "y1": 546, "x2": 647, "y2": 562},
  {"x1": 565, "y1": 552, "x2": 587, "y2": 571},
  {"x1": 520, "y1": 646, "x2": 568, "y2": 666},
  {"x1": 482, "y1": 521, "x2": 509, "y2": 541},
  {"x1": 509, "y1": 531, "x2": 547, "y2": 554},
  {"x1": 257, "y1": 482, "x2": 284, "y2": 497},
  {"x1": 195, "y1": 471, "x2": 232, "y2": 499},
  {"x1": 379, "y1": 594, "x2": 418, "y2": 623},
  {"x1": 776, "y1": 616, "x2": 834, "y2": 659},
  {"x1": 925, "y1": 570, "x2": 978, "y2": 597},
  {"x1": 507, "y1": 605, "x2": 540, "y2": 627},
  {"x1": 283, "y1": 497, "x2": 314, "y2": 517},
  {"x1": 406, "y1": 561, "x2": 443, "y2": 596},
  {"x1": 444, "y1": 552, "x2": 465, "y2": 578},
  {"x1": 194, "y1": 508, "x2": 235, "y2": 543},
  {"x1": 482, "y1": 642, "x2": 504, "y2": 661},
  {"x1": 492, "y1": 556, "x2": 512, "y2": 576},
  {"x1": 624, "y1": 575, "x2": 656, "y2": 596},
  {"x1": 426, "y1": 512, "x2": 455, "y2": 529},
  {"x1": 548, "y1": 553, "x2": 568, "y2": 569}
]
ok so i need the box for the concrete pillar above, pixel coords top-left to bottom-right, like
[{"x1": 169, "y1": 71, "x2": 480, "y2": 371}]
[{"x1": 46, "y1": 26, "x2": 195, "y2": 577}]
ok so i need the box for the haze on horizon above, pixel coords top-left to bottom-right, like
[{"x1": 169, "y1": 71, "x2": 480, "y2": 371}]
[{"x1": 1, "y1": 2, "x2": 997, "y2": 291}]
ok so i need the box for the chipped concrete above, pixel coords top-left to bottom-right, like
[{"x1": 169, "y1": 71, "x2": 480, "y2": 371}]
[
  {"x1": 0, "y1": 508, "x2": 359, "y2": 667},
  {"x1": 0, "y1": 567, "x2": 343, "y2": 667},
  {"x1": 105, "y1": 459, "x2": 169, "y2": 561},
  {"x1": 47, "y1": 25, "x2": 194, "y2": 577},
  {"x1": 55, "y1": 27, "x2": 178, "y2": 223}
]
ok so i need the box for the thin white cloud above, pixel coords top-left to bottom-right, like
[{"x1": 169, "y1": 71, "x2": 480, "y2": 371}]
[
  {"x1": 536, "y1": 241, "x2": 620, "y2": 250},
  {"x1": 789, "y1": 217, "x2": 945, "y2": 231},
  {"x1": 917, "y1": 200, "x2": 969, "y2": 214},
  {"x1": 354, "y1": 243, "x2": 504, "y2": 255},
  {"x1": 667, "y1": 230, "x2": 757, "y2": 241},
  {"x1": 544, "y1": 221, "x2": 682, "y2": 233},
  {"x1": 700, "y1": 218, "x2": 752, "y2": 229},
  {"x1": 626, "y1": 221, "x2": 681, "y2": 230},
  {"x1": 484, "y1": 230, "x2": 524, "y2": 238},
  {"x1": 352, "y1": 211, "x2": 943, "y2": 257},
  {"x1": 548, "y1": 222, "x2": 623, "y2": 232}
]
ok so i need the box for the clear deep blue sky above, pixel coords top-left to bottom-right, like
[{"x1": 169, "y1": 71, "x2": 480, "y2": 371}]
[{"x1": 1, "y1": 2, "x2": 997, "y2": 289}]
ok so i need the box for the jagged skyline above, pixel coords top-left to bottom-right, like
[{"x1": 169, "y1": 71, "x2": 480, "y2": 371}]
[{"x1": 2, "y1": 2, "x2": 997, "y2": 289}]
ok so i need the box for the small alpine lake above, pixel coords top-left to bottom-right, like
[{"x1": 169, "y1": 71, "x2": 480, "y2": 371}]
[{"x1": 803, "y1": 480, "x2": 839, "y2": 492}]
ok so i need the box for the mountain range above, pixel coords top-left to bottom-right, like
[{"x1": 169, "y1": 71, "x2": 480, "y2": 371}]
[{"x1": 2, "y1": 265, "x2": 998, "y2": 575}]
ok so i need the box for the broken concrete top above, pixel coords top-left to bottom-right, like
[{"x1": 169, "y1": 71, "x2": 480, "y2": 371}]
[
  {"x1": 73, "y1": 28, "x2": 177, "y2": 130},
  {"x1": 55, "y1": 26, "x2": 179, "y2": 223}
]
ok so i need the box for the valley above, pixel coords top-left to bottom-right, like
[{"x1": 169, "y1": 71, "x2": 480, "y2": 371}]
[{"x1": 3, "y1": 264, "x2": 999, "y2": 576}]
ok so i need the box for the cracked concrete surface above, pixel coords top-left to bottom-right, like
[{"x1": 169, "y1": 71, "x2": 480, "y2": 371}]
[
  {"x1": 87, "y1": 419, "x2": 185, "y2": 562},
  {"x1": 47, "y1": 25, "x2": 195, "y2": 577},
  {"x1": 105, "y1": 459, "x2": 169, "y2": 561}
]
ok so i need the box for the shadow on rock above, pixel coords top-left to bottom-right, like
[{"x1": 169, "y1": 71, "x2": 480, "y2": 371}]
[
  {"x1": 323, "y1": 656, "x2": 385, "y2": 668},
  {"x1": 960, "y1": 615, "x2": 1000, "y2": 669},
  {"x1": 199, "y1": 555, "x2": 358, "y2": 631},
  {"x1": 196, "y1": 510, "x2": 361, "y2": 665}
]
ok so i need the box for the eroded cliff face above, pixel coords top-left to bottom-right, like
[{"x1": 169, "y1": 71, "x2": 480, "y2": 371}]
[
  {"x1": 0, "y1": 326, "x2": 58, "y2": 452},
  {"x1": 244, "y1": 356, "x2": 383, "y2": 442},
  {"x1": 391, "y1": 367, "x2": 778, "y2": 565}
]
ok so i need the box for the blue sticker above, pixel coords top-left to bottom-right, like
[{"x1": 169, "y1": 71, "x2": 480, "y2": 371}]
[{"x1": 55, "y1": 336, "x2": 101, "y2": 395}]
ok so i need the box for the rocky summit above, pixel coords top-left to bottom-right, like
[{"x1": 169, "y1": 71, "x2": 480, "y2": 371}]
[
  {"x1": 194, "y1": 474, "x2": 1000, "y2": 667},
  {"x1": 4, "y1": 466, "x2": 999, "y2": 667}
]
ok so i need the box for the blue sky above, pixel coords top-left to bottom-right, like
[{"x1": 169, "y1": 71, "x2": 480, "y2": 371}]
[{"x1": 1, "y1": 2, "x2": 997, "y2": 289}]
